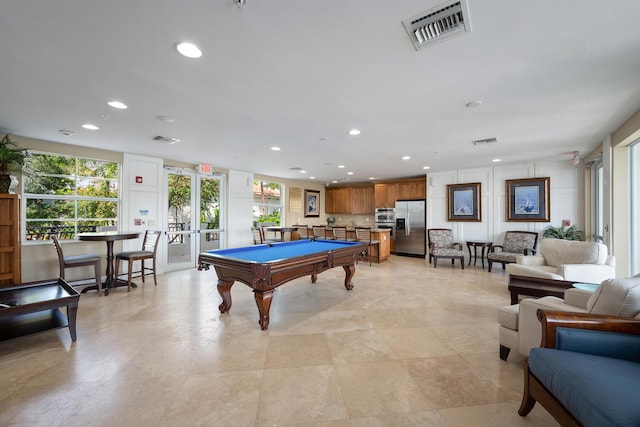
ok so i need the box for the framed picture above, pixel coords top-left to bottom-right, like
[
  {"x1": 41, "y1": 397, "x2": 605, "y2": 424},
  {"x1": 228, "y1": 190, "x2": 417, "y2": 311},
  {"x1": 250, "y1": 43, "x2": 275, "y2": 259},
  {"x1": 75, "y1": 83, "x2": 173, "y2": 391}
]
[
  {"x1": 447, "y1": 182, "x2": 481, "y2": 221},
  {"x1": 304, "y1": 189, "x2": 320, "y2": 217},
  {"x1": 506, "y1": 177, "x2": 550, "y2": 222}
]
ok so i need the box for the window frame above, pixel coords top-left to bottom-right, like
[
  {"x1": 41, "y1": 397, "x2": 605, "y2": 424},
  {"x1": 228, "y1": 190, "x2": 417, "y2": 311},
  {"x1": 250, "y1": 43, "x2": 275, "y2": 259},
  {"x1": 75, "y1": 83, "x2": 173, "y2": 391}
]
[{"x1": 21, "y1": 151, "x2": 120, "y2": 243}]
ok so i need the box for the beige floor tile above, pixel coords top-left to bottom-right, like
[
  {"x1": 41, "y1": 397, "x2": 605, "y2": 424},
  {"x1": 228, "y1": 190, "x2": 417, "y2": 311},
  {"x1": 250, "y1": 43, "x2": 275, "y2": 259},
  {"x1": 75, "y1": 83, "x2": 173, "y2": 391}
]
[
  {"x1": 264, "y1": 333, "x2": 332, "y2": 368},
  {"x1": 403, "y1": 355, "x2": 514, "y2": 409},
  {"x1": 326, "y1": 329, "x2": 397, "y2": 364},
  {"x1": 377, "y1": 327, "x2": 458, "y2": 359},
  {"x1": 439, "y1": 401, "x2": 558, "y2": 426},
  {"x1": 257, "y1": 365, "x2": 348, "y2": 425},
  {"x1": 350, "y1": 410, "x2": 449, "y2": 427},
  {"x1": 335, "y1": 360, "x2": 433, "y2": 417}
]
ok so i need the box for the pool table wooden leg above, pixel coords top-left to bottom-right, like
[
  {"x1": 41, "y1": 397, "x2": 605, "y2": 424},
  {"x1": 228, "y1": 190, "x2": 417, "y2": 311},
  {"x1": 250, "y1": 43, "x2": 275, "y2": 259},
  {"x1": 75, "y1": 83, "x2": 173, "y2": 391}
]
[
  {"x1": 217, "y1": 279, "x2": 234, "y2": 313},
  {"x1": 343, "y1": 264, "x2": 355, "y2": 290},
  {"x1": 254, "y1": 290, "x2": 274, "y2": 330}
]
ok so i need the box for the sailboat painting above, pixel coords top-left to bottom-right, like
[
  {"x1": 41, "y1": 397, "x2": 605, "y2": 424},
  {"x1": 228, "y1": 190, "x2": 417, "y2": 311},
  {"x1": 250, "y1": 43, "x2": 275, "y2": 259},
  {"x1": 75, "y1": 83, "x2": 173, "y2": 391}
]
[
  {"x1": 515, "y1": 186, "x2": 539, "y2": 214},
  {"x1": 506, "y1": 177, "x2": 550, "y2": 222}
]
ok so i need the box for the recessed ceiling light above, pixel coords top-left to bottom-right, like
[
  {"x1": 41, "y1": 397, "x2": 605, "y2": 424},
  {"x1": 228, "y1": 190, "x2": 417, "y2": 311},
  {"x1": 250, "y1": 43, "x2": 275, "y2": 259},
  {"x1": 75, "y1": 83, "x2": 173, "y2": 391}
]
[
  {"x1": 332, "y1": 180, "x2": 338, "y2": 183},
  {"x1": 422, "y1": 166, "x2": 430, "y2": 170},
  {"x1": 175, "y1": 42, "x2": 203, "y2": 58},
  {"x1": 466, "y1": 100, "x2": 483, "y2": 108},
  {"x1": 368, "y1": 176, "x2": 375, "y2": 180},
  {"x1": 348, "y1": 129, "x2": 361, "y2": 136},
  {"x1": 310, "y1": 176, "x2": 315, "y2": 179},
  {"x1": 338, "y1": 165, "x2": 345, "y2": 168},
  {"x1": 82, "y1": 124, "x2": 99, "y2": 130},
  {"x1": 107, "y1": 101, "x2": 127, "y2": 109},
  {"x1": 347, "y1": 172, "x2": 354, "y2": 175},
  {"x1": 270, "y1": 146, "x2": 281, "y2": 151},
  {"x1": 402, "y1": 156, "x2": 411, "y2": 160},
  {"x1": 59, "y1": 130, "x2": 74, "y2": 137},
  {"x1": 492, "y1": 158, "x2": 502, "y2": 162},
  {"x1": 300, "y1": 170, "x2": 306, "y2": 174}
]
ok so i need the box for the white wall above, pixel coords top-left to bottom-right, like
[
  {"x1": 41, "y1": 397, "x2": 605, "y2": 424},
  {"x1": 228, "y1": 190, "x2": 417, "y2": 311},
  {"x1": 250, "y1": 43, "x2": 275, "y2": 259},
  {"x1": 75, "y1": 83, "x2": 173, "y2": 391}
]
[
  {"x1": 427, "y1": 159, "x2": 581, "y2": 250},
  {"x1": 227, "y1": 169, "x2": 254, "y2": 248}
]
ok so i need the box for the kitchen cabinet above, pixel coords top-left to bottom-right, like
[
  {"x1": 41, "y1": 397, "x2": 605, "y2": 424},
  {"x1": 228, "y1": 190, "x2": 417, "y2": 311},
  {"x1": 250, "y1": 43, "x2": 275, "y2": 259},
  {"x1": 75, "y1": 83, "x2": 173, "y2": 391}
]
[
  {"x1": 370, "y1": 229, "x2": 390, "y2": 262},
  {"x1": 325, "y1": 187, "x2": 352, "y2": 214},
  {"x1": 351, "y1": 186, "x2": 374, "y2": 214},
  {"x1": 398, "y1": 180, "x2": 426, "y2": 200},
  {"x1": 326, "y1": 186, "x2": 373, "y2": 214},
  {"x1": 374, "y1": 183, "x2": 398, "y2": 208},
  {"x1": 0, "y1": 194, "x2": 21, "y2": 287}
]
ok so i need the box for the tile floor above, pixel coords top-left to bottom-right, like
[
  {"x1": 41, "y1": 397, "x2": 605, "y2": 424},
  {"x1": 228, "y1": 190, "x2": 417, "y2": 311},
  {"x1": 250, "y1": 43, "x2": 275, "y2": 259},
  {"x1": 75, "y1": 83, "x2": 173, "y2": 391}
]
[{"x1": 0, "y1": 255, "x2": 558, "y2": 426}]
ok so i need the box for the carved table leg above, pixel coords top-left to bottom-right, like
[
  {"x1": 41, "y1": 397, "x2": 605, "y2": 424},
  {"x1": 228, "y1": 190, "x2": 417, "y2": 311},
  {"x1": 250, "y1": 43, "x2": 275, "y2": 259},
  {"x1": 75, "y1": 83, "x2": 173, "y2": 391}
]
[
  {"x1": 217, "y1": 279, "x2": 234, "y2": 313},
  {"x1": 342, "y1": 264, "x2": 355, "y2": 290},
  {"x1": 254, "y1": 289, "x2": 275, "y2": 330},
  {"x1": 311, "y1": 273, "x2": 318, "y2": 283}
]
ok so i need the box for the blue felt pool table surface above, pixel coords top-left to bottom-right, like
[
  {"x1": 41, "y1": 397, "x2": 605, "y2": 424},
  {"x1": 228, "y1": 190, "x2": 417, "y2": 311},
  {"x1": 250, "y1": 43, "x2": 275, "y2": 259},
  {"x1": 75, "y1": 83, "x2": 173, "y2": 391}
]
[{"x1": 203, "y1": 239, "x2": 363, "y2": 263}]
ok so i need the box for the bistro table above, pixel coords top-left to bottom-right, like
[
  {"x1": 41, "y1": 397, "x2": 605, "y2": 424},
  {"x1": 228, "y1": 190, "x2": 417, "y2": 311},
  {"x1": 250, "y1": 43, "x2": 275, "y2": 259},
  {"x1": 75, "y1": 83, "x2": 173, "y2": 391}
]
[
  {"x1": 77, "y1": 231, "x2": 140, "y2": 295},
  {"x1": 466, "y1": 241, "x2": 492, "y2": 269},
  {"x1": 265, "y1": 227, "x2": 297, "y2": 242}
]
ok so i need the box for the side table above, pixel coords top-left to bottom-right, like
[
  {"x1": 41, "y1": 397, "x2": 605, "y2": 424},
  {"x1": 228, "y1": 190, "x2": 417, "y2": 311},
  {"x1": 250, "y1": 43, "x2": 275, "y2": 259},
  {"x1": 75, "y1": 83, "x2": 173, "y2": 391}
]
[{"x1": 466, "y1": 241, "x2": 492, "y2": 268}]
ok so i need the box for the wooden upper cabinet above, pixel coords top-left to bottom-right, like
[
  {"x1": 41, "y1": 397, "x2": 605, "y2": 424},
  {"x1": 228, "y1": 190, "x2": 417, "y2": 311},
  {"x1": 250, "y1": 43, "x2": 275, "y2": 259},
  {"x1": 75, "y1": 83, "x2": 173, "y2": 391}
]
[
  {"x1": 398, "y1": 179, "x2": 426, "y2": 200},
  {"x1": 375, "y1": 178, "x2": 426, "y2": 207},
  {"x1": 0, "y1": 194, "x2": 21, "y2": 287},
  {"x1": 375, "y1": 183, "x2": 398, "y2": 208},
  {"x1": 326, "y1": 186, "x2": 374, "y2": 214},
  {"x1": 325, "y1": 187, "x2": 352, "y2": 214},
  {"x1": 351, "y1": 186, "x2": 374, "y2": 214}
]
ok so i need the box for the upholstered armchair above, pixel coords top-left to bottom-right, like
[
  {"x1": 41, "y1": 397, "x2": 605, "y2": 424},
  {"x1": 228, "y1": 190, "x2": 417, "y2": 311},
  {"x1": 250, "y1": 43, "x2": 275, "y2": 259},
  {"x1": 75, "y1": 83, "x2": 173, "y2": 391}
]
[
  {"x1": 427, "y1": 228, "x2": 464, "y2": 269},
  {"x1": 487, "y1": 231, "x2": 538, "y2": 272},
  {"x1": 506, "y1": 238, "x2": 616, "y2": 284},
  {"x1": 497, "y1": 274, "x2": 640, "y2": 360},
  {"x1": 519, "y1": 309, "x2": 640, "y2": 426}
]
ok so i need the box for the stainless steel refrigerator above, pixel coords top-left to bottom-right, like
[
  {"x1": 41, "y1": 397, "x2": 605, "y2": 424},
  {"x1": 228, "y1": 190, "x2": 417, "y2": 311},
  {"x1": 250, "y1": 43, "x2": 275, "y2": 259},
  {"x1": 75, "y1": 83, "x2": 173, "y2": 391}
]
[{"x1": 394, "y1": 199, "x2": 426, "y2": 257}]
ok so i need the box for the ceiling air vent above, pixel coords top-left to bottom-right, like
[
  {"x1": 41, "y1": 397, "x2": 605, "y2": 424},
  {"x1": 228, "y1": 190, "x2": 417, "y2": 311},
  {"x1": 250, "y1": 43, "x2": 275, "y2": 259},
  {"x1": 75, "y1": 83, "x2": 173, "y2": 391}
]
[
  {"x1": 153, "y1": 135, "x2": 180, "y2": 145},
  {"x1": 402, "y1": 0, "x2": 471, "y2": 51},
  {"x1": 472, "y1": 137, "x2": 497, "y2": 146}
]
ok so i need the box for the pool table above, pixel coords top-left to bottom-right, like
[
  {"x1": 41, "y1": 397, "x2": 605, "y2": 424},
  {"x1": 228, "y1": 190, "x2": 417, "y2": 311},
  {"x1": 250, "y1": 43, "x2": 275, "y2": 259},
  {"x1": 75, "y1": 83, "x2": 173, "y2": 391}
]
[{"x1": 197, "y1": 239, "x2": 366, "y2": 330}]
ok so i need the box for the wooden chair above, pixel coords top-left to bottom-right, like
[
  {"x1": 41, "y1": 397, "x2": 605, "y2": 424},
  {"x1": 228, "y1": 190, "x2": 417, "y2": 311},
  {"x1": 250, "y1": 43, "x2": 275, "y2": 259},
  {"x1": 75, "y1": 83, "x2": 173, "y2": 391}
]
[
  {"x1": 114, "y1": 230, "x2": 161, "y2": 291},
  {"x1": 427, "y1": 228, "x2": 464, "y2": 269},
  {"x1": 331, "y1": 226, "x2": 356, "y2": 241},
  {"x1": 259, "y1": 224, "x2": 280, "y2": 243},
  {"x1": 52, "y1": 235, "x2": 103, "y2": 296},
  {"x1": 293, "y1": 225, "x2": 309, "y2": 239},
  {"x1": 252, "y1": 228, "x2": 264, "y2": 244},
  {"x1": 312, "y1": 226, "x2": 327, "y2": 240},
  {"x1": 355, "y1": 227, "x2": 379, "y2": 266}
]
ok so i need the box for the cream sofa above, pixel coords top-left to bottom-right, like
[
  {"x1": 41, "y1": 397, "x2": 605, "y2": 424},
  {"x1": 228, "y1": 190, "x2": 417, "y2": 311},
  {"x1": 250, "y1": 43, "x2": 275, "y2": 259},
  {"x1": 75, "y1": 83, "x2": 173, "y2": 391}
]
[
  {"x1": 505, "y1": 238, "x2": 615, "y2": 284},
  {"x1": 497, "y1": 275, "x2": 640, "y2": 360}
]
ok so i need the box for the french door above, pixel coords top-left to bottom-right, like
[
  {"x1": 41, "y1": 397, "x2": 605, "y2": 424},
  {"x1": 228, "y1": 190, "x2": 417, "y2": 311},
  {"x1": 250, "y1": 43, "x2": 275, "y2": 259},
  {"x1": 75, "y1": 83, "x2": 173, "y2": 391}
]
[{"x1": 163, "y1": 168, "x2": 225, "y2": 272}]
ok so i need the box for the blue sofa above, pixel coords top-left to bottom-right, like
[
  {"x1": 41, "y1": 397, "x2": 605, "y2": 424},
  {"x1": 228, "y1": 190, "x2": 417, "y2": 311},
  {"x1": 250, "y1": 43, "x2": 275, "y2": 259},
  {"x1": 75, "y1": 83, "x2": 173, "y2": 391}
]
[{"x1": 519, "y1": 309, "x2": 640, "y2": 427}]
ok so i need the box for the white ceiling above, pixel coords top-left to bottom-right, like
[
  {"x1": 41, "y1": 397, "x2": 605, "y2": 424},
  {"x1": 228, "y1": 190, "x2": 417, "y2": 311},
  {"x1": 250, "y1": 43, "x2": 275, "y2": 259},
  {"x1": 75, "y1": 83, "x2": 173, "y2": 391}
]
[{"x1": 2, "y1": 0, "x2": 640, "y2": 184}]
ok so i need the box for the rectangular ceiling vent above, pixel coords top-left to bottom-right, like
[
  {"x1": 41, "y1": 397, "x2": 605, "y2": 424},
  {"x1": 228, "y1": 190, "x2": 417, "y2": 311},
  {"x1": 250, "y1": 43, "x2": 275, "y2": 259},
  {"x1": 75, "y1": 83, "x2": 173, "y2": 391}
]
[
  {"x1": 402, "y1": 0, "x2": 471, "y2": 51},
  {"x1": 153, "y1": 135, "x2": 180, "y2": 145},
  {"x1": 472, "y1": 137, "x2": 497, "y2": 146}
]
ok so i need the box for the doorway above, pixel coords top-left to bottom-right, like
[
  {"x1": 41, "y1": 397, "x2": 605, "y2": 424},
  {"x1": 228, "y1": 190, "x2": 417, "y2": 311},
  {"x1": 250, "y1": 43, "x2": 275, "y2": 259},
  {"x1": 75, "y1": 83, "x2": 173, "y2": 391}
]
[{"x1": 163, "y1": 168, "x2": 225, "y2": 272}]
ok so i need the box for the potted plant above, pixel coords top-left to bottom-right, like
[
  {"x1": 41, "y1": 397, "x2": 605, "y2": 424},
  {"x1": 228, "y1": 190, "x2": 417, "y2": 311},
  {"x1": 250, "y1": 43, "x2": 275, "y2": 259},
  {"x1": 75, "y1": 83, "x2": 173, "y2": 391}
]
[
  {"x1": 0, "y1": 134, "x2": 29, "y2": 193},
  {"x1": 542, "y1": 224, "x2": 584, "y2": 241}
]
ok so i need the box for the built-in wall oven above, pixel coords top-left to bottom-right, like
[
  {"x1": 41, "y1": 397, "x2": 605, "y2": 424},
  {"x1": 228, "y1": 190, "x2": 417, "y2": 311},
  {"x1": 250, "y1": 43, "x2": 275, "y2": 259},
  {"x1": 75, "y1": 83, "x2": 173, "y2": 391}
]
[{"x1": 375, "y1": 208, "x2": 396, "y2": 240}]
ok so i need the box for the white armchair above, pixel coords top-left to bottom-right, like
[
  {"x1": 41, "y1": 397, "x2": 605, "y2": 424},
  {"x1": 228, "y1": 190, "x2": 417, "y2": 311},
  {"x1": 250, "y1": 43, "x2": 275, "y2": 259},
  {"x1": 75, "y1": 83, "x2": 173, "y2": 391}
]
[
  {"x1": 497, "y1": 275, "x2": 640, "y2": 360},
  {"x1": 506, "y1": 238, "x2": 615, "y2": 284}
]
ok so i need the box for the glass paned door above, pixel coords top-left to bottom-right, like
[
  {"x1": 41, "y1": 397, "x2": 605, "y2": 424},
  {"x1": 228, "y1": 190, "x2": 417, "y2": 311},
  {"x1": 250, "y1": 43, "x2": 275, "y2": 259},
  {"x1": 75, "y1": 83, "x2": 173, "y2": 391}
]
[
  {"x1": 198, "y1": 174, "x2": 225, "y2": 253},
  {"x1": 164, "y1": 169, "x2": 197, "y2": 272}
]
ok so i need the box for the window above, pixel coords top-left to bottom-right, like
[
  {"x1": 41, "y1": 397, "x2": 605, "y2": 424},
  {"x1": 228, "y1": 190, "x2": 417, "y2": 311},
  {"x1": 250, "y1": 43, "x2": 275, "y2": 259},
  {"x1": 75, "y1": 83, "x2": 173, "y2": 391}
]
[
  {"x1": 23, "y1": 153, "x2": 119, "y2": 241},
  {"x1": 631, "y1": 140, "x2": 640, "y2": 275},
  {"x1": 253, "y1": 180, "x2": 282, "y2": 227}
]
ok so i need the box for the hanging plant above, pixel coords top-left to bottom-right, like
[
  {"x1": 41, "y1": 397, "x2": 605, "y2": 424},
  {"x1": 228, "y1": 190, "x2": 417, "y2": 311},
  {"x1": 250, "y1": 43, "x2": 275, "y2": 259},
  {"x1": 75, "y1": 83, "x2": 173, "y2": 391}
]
[{"x1": 542, "y1": 225, "x2": 584, "y2": 241}]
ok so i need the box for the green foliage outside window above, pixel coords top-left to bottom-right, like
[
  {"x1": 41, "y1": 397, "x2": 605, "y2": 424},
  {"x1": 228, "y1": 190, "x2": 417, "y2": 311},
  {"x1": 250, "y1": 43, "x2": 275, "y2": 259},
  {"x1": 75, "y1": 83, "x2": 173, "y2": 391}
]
[{"x1": 23, "y1": 153, "x2": 119, "y2": 240}]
